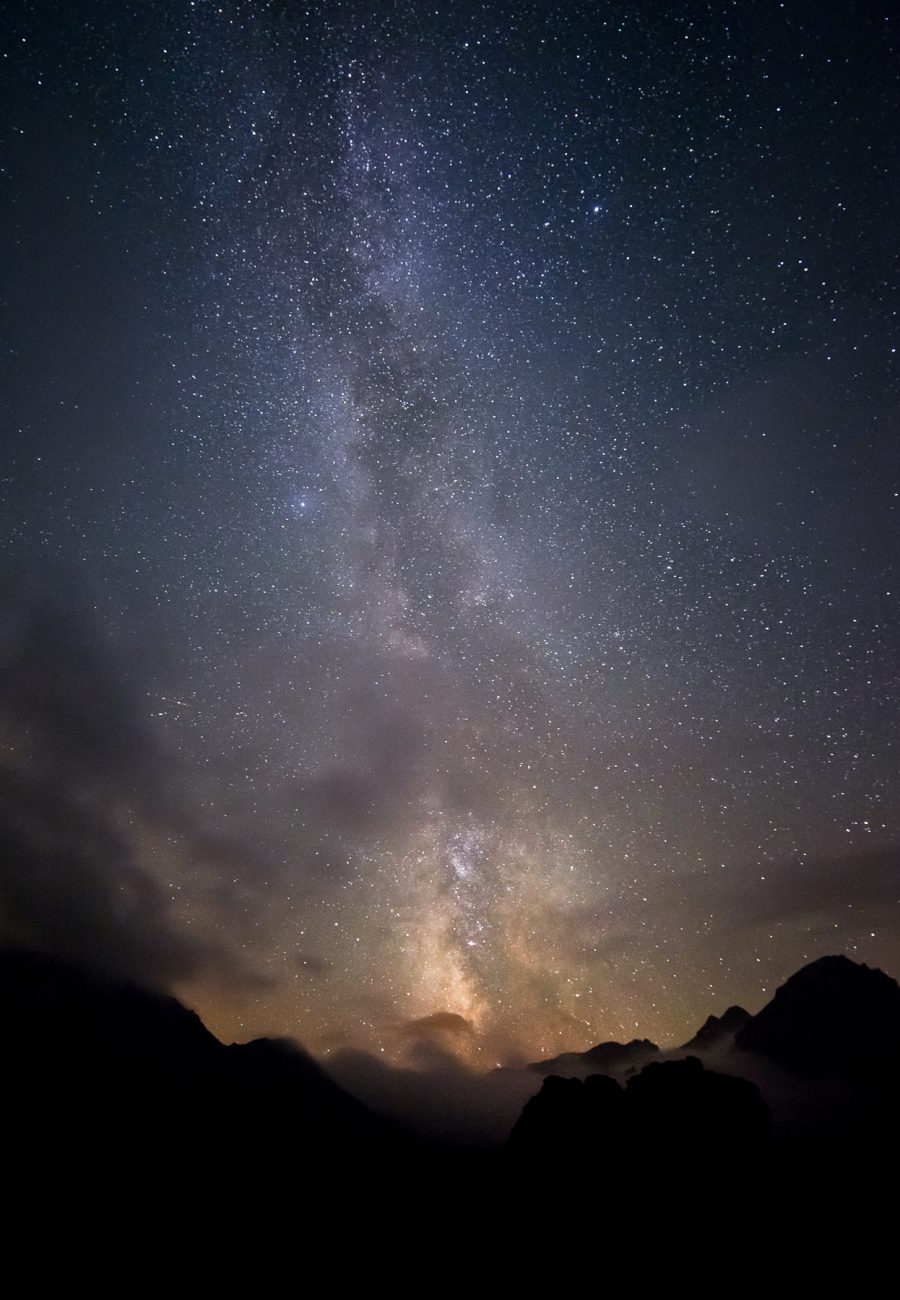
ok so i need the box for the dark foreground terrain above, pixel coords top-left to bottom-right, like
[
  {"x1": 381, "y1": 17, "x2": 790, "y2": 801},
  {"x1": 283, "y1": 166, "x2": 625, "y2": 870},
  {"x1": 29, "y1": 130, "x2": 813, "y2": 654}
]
[{"x1": 2, "y1": 947, "x2": 897, "y2": 1274}]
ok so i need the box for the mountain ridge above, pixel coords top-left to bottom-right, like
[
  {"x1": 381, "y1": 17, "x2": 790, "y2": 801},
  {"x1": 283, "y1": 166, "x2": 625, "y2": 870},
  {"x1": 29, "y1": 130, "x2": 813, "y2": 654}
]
[{"x1": 3, "y1": 946, "x2": 899, "y2": 1163}]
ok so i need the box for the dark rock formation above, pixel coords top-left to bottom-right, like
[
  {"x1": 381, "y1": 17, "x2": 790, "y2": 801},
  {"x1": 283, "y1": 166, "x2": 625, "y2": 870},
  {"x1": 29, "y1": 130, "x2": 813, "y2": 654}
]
[
  {"x1": 509, "y1": 1055, "x2": 769, "y2": 1161},
  {"x1": 508, "y1": 1072, "x2": 625, "y2": 1158},
  {"x1": 624, "y1": 1055, "x2": 770, "y2": 1156}
]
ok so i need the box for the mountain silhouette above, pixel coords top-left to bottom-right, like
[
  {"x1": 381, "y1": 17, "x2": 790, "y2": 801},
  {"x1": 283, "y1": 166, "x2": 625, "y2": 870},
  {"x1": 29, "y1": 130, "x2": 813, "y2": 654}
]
[
  {"x1": 734, "y1": 954, "x2": 900, "y2": 1082},
  {"x1": 528, "y1": 1037, "x2": 660, "y2": 1077},
  {"x1": 4, "y1": 945, "x2": 900, "y2": 1180},
  {"x1": 681, "y1": 1004, "x2": 750, "y2": 1052},
  {"x1": 0, "y1": 948, "x2": 400, "y2": 1169},
  {"x1": 511, "y1": 956, "x2": 900, "y2": 1168}
]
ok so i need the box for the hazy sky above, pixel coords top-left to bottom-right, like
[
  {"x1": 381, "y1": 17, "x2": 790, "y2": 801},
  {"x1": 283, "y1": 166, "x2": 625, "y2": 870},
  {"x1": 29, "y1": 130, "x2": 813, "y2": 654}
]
[{"x1": 2, "y1": 0, "x2": 897, "y2": 1065}]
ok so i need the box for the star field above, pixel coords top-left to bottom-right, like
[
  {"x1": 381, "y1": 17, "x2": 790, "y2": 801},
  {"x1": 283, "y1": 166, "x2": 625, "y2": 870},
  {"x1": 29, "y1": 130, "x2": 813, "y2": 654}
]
[{"x1": 1, "y1": 0, "x2": 897, "y2": 1064}]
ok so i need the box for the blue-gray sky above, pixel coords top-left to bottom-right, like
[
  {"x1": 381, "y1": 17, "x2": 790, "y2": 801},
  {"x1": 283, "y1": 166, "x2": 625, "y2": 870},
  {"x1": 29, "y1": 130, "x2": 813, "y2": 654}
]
[{"x1": 1, "y1": 0, "x2": 897, "y2": 1062}]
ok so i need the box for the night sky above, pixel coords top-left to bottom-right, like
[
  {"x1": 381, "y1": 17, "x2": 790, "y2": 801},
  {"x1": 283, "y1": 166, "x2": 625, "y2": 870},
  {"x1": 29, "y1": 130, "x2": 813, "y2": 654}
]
[{"x1": 2, "y1": 0, "x2": 897, "y2": 1067}]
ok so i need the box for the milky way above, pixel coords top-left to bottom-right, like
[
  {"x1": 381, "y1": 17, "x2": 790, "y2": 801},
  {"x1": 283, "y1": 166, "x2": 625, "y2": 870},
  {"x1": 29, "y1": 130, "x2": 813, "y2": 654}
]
[{"x1": 2, "y1": 1, "x2": 898, "y2": 1063}]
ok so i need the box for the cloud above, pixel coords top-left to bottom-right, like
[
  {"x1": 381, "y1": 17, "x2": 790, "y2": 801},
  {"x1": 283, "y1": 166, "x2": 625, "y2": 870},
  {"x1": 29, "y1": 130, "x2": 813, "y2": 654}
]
[
  {"x1": 394, "y1": 1010, "x2": 480, "y2": 1070},
  {"x1": 558, "y1": 847, "x2": 900, "y2": 969},
  {"x1": 0, "y1": 593, "x2": 260, "y2": 989},
  {"x1": 0, "y1": 601, "x2": 164, "y2": 801},
  {"x1": 292, "y1": 701, "x2": 427, "y2": 844},
  {"x1": 325, "y1": 1048, "x2": 539, "y2": 1146},
  {"x1": 401, "y1": 1011, "x2": 474, "y2": 1039},
  {"x1": 665, "y1": 848, "x2": 900, "y2": 935},
  {"x1": 0, "y1": 764, "x2": 206, "y2": 986},
  {"x1": 295, "y1": 952, "x2": 333, "y2": 975}
]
